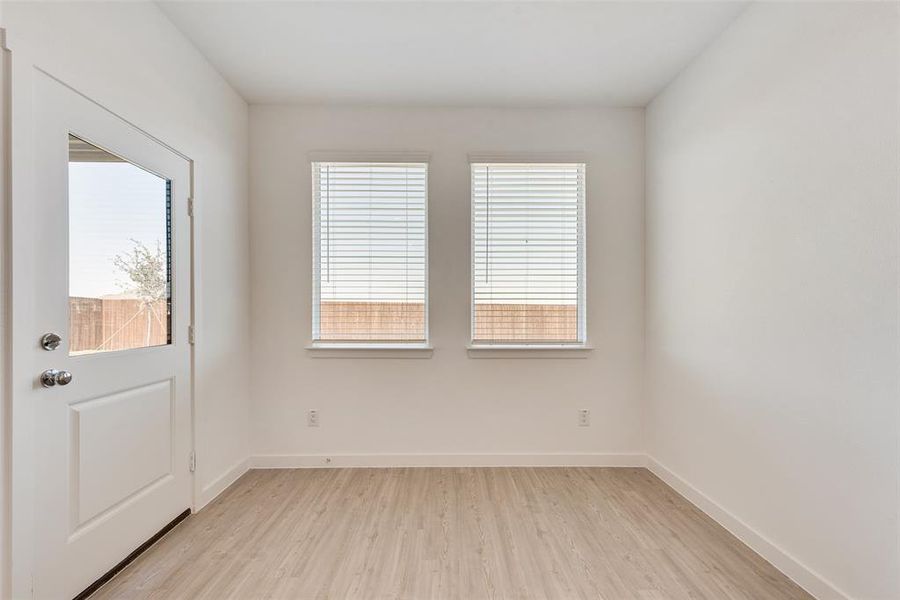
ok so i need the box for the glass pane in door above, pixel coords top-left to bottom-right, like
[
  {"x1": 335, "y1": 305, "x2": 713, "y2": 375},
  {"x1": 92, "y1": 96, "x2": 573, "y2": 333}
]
[{"x1": 68, "y1": 134, "x2": 172, "y2": 355}]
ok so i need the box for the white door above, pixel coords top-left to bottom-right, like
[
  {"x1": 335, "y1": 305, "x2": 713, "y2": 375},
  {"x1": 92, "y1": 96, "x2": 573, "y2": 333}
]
[{"x1": 30, "y1": 73, "x2": 193, "y2": 600}]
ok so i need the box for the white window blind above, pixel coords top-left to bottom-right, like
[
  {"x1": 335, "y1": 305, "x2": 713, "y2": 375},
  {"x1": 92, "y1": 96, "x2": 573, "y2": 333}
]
[
  {"x1": 471, "y1": 163, "x2": 585, "y2": 344},
  {"x1": 312, "y1": 162, "x2": 428, "y2": 343}
]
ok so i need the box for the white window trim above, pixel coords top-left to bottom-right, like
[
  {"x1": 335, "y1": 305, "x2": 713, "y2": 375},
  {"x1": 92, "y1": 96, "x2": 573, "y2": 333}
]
[
  {"x1": 467, "y1": 151, "x2": 588, "y2": 164},
  {"x1": 466, "y1": 343, "x2": 592, "y2": 359},
  {"x1": 309, "y1": 150, "x2": 431, "y2": 163},
  {"x1": 310, "y1": 155, "x2": 430, "y2": 349},
  {"x1": 306, "y1": 342, "x2": 433, "y2": 359},
  {"x1": 468, "y1": 157, "x2": 588, "y2": 350}
]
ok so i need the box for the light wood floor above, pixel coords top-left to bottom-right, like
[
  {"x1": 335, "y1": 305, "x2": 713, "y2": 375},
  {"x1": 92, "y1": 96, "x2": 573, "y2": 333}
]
[{"x1": 91, "y1": 468, "x2": 811, "y2": 599}]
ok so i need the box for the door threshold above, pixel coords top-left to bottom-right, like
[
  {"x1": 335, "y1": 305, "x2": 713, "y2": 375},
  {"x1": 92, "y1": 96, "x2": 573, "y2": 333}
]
[{"x1": 73, "y1": 508, "x2": 191, "y2": 600}]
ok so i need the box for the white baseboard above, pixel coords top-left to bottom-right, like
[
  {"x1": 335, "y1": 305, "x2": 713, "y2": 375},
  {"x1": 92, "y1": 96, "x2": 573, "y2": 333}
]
[
  {"x1": 646, "y1": 456, "x2": 849, "y2": 600},
  {"x1": 195, "y1": 456, "x2": 251, "y2": 510},
  {"x1": 251, "y1": 452, "x2": 647, "y2": 469}
]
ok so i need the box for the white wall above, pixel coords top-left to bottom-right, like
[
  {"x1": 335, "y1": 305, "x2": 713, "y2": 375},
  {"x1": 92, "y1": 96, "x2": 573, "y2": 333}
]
[
  {"x1": 0, "y1": 13, "x2": 9, "y2": 600},
  {"x1": 1, "y1": 2, "x2": 251, "y2": 595},
  {"x1": 249, "y1": 106, "x2": 645, "y2": 464},
  {"x1": 645, "y1": 3, "x2": 899, "y2": 599}
]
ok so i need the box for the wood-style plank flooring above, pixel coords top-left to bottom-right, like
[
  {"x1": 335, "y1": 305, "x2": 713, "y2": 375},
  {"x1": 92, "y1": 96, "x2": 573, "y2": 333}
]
[{"x1": 91, "y1": 468, "x2": 811, "y2": 599}]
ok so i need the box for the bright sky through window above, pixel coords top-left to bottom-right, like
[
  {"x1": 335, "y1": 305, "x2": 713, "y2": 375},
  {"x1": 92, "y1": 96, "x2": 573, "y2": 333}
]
[{"x1": 69, "y1": 162, "x2": 168, "y2": 298}]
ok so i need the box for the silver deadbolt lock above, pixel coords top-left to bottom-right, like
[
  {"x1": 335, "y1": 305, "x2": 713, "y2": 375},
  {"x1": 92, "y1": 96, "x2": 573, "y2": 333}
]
[
  {"x1": 41, "y1": 332, "x2": 62, "y2": 351},
  {"x1": 41, "y1": 369, "x2": 73, "y2": 388}
]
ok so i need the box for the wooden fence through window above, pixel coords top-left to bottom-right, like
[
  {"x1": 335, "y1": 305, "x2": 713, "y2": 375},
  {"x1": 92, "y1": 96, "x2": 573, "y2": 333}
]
[
  {"x1": 316, "y1": 301, "x2": 577, "y2": 342},
  {"x1": 69, "y1": 297, "x2": 169, "y2": 354}
]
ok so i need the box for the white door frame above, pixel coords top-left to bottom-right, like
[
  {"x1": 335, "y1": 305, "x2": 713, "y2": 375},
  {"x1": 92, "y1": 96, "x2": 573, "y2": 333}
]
[
  {"x1": 3, "y1": 43, "x2": 198, "y2": 599},
  {"x1": 0, "y1": 25, "x2": 13, "y2": 600}
]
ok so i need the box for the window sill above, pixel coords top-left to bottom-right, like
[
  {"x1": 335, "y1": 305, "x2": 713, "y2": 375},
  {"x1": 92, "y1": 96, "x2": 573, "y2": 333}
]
[
  {"x1": 305, "y1": 343, "x2": 433, "y2": 359},
  {"x1": 466, "y1": 344, "x2": 593, "y2": 359}
]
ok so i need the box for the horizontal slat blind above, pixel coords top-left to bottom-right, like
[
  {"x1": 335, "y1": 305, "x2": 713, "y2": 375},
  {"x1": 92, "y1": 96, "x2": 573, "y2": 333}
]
[
  {"x1": 313, "y1": 162, "x2": 427, "y2": 342},
  {"x1": 471, "y1": 163, "x2": 585, "y2": 344}
]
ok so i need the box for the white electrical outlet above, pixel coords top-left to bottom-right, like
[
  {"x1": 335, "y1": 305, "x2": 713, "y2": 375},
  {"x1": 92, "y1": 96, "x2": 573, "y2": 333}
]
[
  {"x1": 308, "y1": 409, "x2": 319, "y2": 427},
  {"x1": 578, "y1": 409, "x2": 590, "y2": 427}
]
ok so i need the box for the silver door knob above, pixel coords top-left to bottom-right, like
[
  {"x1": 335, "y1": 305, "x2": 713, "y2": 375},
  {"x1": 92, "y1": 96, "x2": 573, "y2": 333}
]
[
  {"x1": 40, "y1": 332, "x2": 62, "y2": 351},
  {"x1": 40, "y1": 369, "x2": 73, "y2": 388}
]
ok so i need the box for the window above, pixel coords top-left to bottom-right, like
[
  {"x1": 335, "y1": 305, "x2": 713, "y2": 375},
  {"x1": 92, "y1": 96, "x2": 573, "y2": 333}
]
[
  {"x1": 471, "y1": 162, "x2": 585, "y2": 345},
  {"x1": 312, "y1": 161, "x2": 428, "y2": 344},
  {"x1": 68, "y1": 134, "x2": 172, "y2": 355}
]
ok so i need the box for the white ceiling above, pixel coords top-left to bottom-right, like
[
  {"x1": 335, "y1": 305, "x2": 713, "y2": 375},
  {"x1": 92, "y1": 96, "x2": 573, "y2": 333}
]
[{"x1": 158, "y1": 1, "x2": 748, "y2": 107}]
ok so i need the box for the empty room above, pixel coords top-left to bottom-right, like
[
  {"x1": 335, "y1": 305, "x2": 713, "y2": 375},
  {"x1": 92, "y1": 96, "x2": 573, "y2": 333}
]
[{"x1": 0, "y1": 1, "x2": 897, "y2": 599}]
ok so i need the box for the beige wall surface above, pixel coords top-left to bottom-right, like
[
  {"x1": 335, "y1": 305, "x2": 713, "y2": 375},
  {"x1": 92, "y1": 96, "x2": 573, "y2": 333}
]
[
  {"x1": 249, "y1": 105, "x2": 645, "y2": 460},
  {"x1": 646, "y1": 3, "x2": 900, "y2": 598}
]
